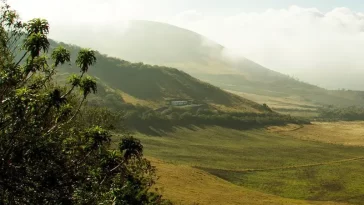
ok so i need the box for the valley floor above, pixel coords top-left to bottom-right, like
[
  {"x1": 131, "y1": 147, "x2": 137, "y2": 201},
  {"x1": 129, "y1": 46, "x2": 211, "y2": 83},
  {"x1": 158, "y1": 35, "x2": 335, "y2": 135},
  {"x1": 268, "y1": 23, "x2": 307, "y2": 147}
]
[
  {"x1": 117, "y1": 121, "x2": 364, "y2": 204},
  {"x1": 268, "y1": 121, "x2": 364, "y2": 146},
  {"x1": 150, "y1": 158, "x2": 347, "y2": 205}
]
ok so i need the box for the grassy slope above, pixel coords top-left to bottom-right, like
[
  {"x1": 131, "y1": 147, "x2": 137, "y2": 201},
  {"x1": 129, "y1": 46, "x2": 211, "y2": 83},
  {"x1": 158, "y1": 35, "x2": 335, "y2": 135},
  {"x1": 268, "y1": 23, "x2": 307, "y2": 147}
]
[
  {"x1": 126, "y1": 126, "x2": 364, "y2": 204},
  {"x1": 135, "y1": 127, "x2": 364, "y2": 170},
  {"x1": 150, "y1": 158, "x2": 347, "y2": 205},
  {"x1": 196, "y1": 73, "x2": 364, "y2": 108},
  {"x1": 207, "y1": 161, "x2": 364, "y2": 204},
  {"x1": 229, "y1": 90, "x2": 319, "y2": 117},
  {"x1": 52, "y1": 40, "x2": 266, "y2": 112}
]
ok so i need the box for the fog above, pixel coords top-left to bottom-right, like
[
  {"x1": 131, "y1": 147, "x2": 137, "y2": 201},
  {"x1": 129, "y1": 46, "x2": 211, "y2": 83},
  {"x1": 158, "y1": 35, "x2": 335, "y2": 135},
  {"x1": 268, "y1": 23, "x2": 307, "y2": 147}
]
[
  {"x1": 8, "y1": 0, "x2": 364, "y2": 89},
  {"x1": 172, "y1": 6, "x2": 364, "y2": 89}
]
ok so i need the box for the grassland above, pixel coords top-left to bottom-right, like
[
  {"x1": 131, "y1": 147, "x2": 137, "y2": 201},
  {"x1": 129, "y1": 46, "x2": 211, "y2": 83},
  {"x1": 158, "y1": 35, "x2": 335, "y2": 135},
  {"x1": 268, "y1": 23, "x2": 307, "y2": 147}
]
[
  {"x1": 268, "y1": 122, "x2": 364, "y2": 146},
  {"x1": 150, "y1": 158, "x2": 347, "y2": 205},
  {"x1": 228, "y1": 90, "x2": 319, "y2": 117},
  {"x1": 135, "y1": 127, "x2": 364, "y2": 170},
  {"x1": 203, "y1": 160, "x2": 364, "y2": 204},
  {"x1": 127, "y1": 126, "x2": 364, "y2": 204}
]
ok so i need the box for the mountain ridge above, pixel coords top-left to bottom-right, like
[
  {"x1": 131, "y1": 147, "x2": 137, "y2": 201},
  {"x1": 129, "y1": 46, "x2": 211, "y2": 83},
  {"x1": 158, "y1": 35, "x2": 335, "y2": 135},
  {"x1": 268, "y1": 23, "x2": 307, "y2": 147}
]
[
  {"x1": 51, "y1": 40, "x2": 269, "y2": 113},
  {"x1": 50, "y1": 20, "x2": 364, "y2": 108}
]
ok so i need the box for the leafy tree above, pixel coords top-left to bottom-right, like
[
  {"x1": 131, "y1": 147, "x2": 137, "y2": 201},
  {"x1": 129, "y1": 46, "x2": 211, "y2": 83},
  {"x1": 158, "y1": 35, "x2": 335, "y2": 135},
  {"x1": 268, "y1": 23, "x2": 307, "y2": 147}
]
[{"x1": 0, "y1": 2, "x2": 169, "y2": 204}]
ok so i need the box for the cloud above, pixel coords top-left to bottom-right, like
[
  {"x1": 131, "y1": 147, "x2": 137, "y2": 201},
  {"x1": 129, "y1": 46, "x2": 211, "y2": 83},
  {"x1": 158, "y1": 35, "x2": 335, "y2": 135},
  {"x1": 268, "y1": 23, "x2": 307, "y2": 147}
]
[
  {"x1": 8, "y1": 0, "x2": 145, "y2": 23},
  {"x1": 171, "y1": 6, "x2": 364, "y2": 89},
  {"x1": 175, "y1": 10, "x2": 204, "y2": 23},
  {"x1": 7, "y1": 0, "x2": 364, "y2": 89}
]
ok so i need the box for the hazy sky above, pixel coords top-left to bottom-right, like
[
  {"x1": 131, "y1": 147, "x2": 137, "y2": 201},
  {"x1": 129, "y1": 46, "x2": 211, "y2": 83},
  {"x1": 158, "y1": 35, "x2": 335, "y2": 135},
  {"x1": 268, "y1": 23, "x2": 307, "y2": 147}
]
[
  {"x1": 8, "y1": 0, "x2": 364, "y2": 20},
  {"x1": 7, "y1": 0, "x2": 364, "y2": 89}
]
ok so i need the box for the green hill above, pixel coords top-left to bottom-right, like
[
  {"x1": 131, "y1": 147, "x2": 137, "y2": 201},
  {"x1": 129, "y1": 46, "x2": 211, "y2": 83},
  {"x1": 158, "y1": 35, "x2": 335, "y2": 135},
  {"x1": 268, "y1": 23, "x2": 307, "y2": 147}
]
[
  {"x1": 53, "y1": 20, "x2": 364, "y2": 110},
  {"x1": 49, "y1": 40, "x2": 312, "y2": 135},
  {"x1": 51, "y1": 40, "x2": 266, "y2": 113}
]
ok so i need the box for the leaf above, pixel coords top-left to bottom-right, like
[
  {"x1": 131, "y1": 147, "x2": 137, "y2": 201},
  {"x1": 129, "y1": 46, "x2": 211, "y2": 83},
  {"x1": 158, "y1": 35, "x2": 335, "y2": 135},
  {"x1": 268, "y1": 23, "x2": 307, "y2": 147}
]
[
  {"x1": 80, "y1": 76, "x2": 97, "y2": 97},
  {"x1": 51, "y1": 46, "x2": 71, "y2": 67},
  {"x1": 76, "y1": 48, "x2": 97, "y2": 72},
  {"x1": 23, "y1": 33, "x2": 49, "y2": 58},
  {"x1": 26, "y1": 18, "x2": 49, "y2": 35}
]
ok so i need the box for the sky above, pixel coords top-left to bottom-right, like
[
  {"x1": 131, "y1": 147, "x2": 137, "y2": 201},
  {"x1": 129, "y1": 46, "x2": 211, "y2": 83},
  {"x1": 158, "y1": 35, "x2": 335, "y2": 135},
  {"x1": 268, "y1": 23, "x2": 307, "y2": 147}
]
[
  {"x1": 7, "y1": 0, "x2": 364, "y2": 89},
  {"x1": 8, "y1": 0, "x2": 364, "y2": 21}
]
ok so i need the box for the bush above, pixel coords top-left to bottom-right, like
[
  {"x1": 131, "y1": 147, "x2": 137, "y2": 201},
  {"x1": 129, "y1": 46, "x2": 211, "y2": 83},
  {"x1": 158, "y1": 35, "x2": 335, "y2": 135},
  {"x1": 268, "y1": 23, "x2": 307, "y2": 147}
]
[{"x1": 0, "y1": 3, "x2": 169, "y2": 204}]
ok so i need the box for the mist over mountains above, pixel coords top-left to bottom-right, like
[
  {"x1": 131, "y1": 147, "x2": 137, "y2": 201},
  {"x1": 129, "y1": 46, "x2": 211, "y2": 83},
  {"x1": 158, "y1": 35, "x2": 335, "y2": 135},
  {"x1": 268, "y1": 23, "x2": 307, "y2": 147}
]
[
  {"x1": 171, "y1": 6, "x2": 364, "y2": 90},
  {"x1": 47, "y1": 17, "x2": 363, "y2": 90},
  {"x1": 9, "y1": 0, "x2": 364, "y2": 89}
]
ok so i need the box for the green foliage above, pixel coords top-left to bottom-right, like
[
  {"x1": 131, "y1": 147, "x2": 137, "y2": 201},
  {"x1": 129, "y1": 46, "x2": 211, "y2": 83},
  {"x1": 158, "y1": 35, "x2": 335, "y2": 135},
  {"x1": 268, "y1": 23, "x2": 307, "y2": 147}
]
[
  {"x1": 51, "y1": 46, "x2": 70, "y2": 67},
  {"x1": 317, "y1": 105, "x2": 364, "y2": 121},
  {"x1": 78, "y1": 107, "x2": 122, "y2": 130},
  {"x1": 76, "y1": 48, "x2": 96, "y2": 72},
  {"x1": 116, "y1": 104, "x2": 309, "y2": 135},
  {"x1": 120, "y1": 137, "x2": 144, "y2": 161},
  {"x1": 26, "y1": 18, "x2": 49, "y2": 34},
  {"x1": 79, "y1": 76, "x2": 97, "y2": 97},
  {"x1": 0, "y1": 2, "x2": 169, "y2": 204}
]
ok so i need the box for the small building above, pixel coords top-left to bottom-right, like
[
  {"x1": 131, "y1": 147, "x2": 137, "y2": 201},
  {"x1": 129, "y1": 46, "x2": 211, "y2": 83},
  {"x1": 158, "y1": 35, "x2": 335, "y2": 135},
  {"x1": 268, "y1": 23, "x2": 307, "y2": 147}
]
[
  {"x1": 165, "y1": 99, "x2": 194, "y2": 106},
  {"x1": 171, "y1": 100, "x2": 189, "y2": 106}
]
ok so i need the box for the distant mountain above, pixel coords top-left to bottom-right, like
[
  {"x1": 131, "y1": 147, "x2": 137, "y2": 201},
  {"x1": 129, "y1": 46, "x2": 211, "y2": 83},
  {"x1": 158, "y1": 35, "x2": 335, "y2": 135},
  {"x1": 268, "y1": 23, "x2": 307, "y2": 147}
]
[
  {"x1": 51, "y1": 40, "x2": 267, "y2": 113},
  {"x1": 51, "y1": 20, "x2": 364, "y2": 107}
]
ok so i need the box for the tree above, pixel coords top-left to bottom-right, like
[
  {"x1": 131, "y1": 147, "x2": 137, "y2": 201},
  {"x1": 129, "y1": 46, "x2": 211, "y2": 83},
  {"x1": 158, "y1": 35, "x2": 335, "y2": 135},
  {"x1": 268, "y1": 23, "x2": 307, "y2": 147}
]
[{"x1": 0, "y1": 2, "x2": 169, "y2": 204}]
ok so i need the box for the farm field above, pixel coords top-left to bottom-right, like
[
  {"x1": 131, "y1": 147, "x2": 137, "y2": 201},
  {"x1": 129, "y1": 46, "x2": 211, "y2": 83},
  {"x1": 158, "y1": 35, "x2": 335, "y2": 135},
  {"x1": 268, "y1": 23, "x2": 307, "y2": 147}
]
[{"x1": 127, "y1": 125, "x2": 364, "y2": 204}]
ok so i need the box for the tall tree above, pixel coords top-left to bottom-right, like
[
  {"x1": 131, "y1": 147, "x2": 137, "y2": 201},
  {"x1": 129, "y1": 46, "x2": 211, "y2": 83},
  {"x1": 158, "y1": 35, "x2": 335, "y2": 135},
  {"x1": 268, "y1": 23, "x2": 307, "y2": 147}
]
[{"x1": 0, "y1": 1, "x2": 169, "y2": 204}]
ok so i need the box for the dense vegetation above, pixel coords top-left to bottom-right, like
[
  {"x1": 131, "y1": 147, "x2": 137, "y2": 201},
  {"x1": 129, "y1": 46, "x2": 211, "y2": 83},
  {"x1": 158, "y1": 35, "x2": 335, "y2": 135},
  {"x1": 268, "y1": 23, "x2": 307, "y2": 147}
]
[
  {"x1": 317, "y1": 105, "x2": 364, "y2": 121},
  {"x1": 0, "y1": 3, "x2": 169, "y2": 204},
  {"x1": 119, "y1": 105, "x2": 308, "y2": 134},
  {"x1": 84, "y1": 94, "x2": 308, "y2": 135}
]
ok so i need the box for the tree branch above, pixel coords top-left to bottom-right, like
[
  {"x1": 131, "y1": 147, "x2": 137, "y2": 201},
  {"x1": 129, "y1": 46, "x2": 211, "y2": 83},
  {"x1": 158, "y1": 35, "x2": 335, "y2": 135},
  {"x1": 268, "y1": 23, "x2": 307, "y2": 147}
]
[{"x1": 62, "y1": 71, "x2": 85, "y2": 98}]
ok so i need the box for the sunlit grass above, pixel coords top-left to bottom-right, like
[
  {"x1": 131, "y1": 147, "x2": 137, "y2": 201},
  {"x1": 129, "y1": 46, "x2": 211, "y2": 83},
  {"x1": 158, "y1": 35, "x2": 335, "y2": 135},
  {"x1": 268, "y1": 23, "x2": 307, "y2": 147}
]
[
  {"x1": 135, "y1": 127, "x2": 364, "y2": 170},
  {"x1": 204, "y1": 161, "x2": 364, "y2": 204},
  {"x1": 269, "y1": 121, "x2": 364, "y2": 146},
  {"x1": 150, "y1": 158, "x2": 347, "y2": 205},
  {"x1": 127, "y1": 126, "x2": 364, "y2": 204}
]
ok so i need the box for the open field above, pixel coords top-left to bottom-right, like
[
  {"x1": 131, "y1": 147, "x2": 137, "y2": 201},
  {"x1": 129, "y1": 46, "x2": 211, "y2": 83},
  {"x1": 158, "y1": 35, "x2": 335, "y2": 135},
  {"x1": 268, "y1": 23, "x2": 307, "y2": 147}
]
[
  {"x1": 127, "y1": 126, "x2": 364, "y2": 204},
  {"x1": 150, "y1": 158, "x2": 347, "y2": 205},
  {"x1": 203, "y1": 160, "x2": 364, "y2": 204},
  {"x1": 268, "y1": 122, "x2": 364, "y2": 146},
  {"x1": 227, "y1": 90, "x2": 319, "y2": 117},
  {"x1": 227, "y1": 91, "x2": 317, "y2": 109},
  {"x1": 135, "y1": 127, "x2": 364, "y2": 170}
]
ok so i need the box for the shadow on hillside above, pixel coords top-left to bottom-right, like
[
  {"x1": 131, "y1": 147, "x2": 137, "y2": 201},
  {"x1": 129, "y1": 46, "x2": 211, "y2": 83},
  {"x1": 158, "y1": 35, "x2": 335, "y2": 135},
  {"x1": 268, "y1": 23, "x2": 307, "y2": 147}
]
[
  {"x1": 122, "y1": 113, "x2": 310, "y2": 136},
  {"x1": 131, "y1": 124, "x2": 206, "y2": 136},
  {"x1": 128, "y1": 122, "x2": 277, "y2": 137}
]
